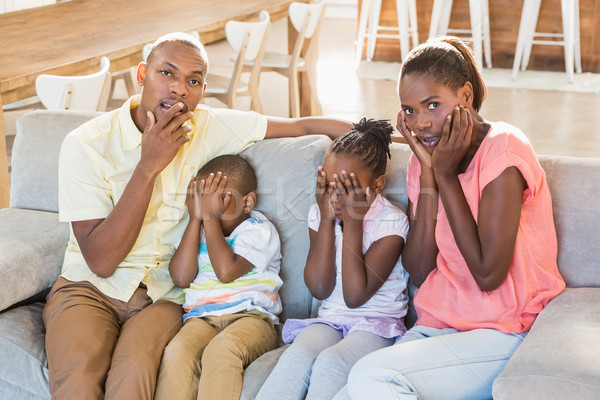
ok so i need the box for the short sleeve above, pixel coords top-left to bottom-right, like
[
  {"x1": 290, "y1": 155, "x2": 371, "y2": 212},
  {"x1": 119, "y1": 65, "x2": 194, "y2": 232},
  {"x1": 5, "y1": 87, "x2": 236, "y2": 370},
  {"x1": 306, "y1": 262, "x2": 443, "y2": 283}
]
[
  {"x1": 232, "y1": 219, "x2": 281, "y2": 272},
  {"x1": 58, "y1": 132, "x2": 113, "y2": 222},
  {"x1": 307, "y1": 203, "x2": 321, "y2": 232},
  {"x1": 205, "y1": 107, "x2": 268, "y2": 155},
  {"x1": 478, "y1": 125, "x2": 545, "y2": 201},
  {"x1": 371, "y1": 207, "x2": 410, "y2": 243}
]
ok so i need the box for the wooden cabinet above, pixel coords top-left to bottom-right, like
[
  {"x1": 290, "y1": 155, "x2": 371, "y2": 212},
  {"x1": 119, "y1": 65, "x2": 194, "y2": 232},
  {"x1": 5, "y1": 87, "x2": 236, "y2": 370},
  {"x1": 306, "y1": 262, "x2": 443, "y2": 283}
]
[{"x1": 358, "y1": 0, "x2": 600, "y2": 73}]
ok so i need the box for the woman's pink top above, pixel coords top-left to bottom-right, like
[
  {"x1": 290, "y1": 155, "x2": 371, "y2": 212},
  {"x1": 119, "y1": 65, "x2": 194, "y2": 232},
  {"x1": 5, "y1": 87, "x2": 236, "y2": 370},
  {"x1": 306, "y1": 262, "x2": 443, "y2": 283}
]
[{"x1": 407, "y1": 122, "x2": 565, "y2": 333}]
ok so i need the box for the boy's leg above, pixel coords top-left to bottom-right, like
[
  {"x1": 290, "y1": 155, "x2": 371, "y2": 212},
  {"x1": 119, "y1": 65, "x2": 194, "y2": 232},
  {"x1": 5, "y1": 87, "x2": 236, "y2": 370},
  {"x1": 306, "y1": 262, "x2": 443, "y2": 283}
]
[
  {"x1": 154, "y1": 317, "x2": 219, "y2": 400},
  {"x1": 347, "y1": 326, "x2": 525, "y2": 400},
  {"x1": 307, "y1": 330, "x2": 394, "y2": 400},
  {"x1": 256, "y1": 323, "x2": 343, "y2": 400},
  {"x1": 42, "y1": 277, "x2": 120, "y2": 399},
  {"x1": 198, "y1": 311, "x2": 278, "y2": 400},
  {"x1": 104, "y1": 294, "x2": 183, "y2": 400}
]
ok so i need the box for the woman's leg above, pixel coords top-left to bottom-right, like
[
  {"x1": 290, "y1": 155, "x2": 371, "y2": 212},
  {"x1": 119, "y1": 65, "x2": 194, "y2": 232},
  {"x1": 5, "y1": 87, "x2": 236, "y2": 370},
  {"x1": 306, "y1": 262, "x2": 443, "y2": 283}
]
[
  {"x1": 347, "y1": 326, "x2": 525, "y2": 400},
  {"x1": 256, "y1": 323, "x2": 343, "y2": 400},
  {"x1": 306, "y1": 330, "x2": 394, "y2": 400}
]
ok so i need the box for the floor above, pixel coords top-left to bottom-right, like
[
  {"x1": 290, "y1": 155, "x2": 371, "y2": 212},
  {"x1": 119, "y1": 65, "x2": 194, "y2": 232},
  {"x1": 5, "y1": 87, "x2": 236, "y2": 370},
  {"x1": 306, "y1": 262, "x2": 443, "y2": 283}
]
[{"x1": 4, "y1": 16, "x2": 600, "y2": 172}]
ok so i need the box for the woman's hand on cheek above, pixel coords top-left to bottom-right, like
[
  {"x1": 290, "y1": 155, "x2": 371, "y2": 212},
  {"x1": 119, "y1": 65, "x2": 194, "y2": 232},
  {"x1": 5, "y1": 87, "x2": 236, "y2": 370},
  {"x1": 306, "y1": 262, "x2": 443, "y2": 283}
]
[
  {"x1": 432, "y1": 106, "x2": 473, "y2": 177},
  {"x1": 397, "y1": 110, "x2": 432, "y2": 170}
]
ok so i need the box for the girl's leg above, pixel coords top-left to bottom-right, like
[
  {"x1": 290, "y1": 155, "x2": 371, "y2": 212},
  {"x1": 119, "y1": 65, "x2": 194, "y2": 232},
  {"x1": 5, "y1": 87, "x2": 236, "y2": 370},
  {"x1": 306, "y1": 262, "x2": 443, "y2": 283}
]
[
  {"x1": 306, "y1": 330, "x2": 394, "y2": 400},
  {"x1": 347, "y1": 326, "x2": 525, "y2": 400},
  {"x1": 256, "y1": 323, "x2": 343, "y2": 400}
]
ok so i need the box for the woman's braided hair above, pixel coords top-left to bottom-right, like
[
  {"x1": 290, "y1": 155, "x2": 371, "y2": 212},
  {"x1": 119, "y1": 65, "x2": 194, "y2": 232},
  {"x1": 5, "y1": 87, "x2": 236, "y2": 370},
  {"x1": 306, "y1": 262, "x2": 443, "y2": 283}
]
[{"x1": 327, "y1": 118, "x2": 394, "y2": 176}]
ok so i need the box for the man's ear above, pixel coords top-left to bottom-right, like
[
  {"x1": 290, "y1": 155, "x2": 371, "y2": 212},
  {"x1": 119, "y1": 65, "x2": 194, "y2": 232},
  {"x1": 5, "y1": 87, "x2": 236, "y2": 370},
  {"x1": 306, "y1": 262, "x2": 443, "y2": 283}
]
[
  {"x1": 372, "y1": 175, "x2": 386, "y2": 195},
  {"x1": 242, "y1": 192, "x2": 256, "y2": 213},
  {"x1": 459, "y1": 81, "x2": 474, "y2": 108},
  {"x1": 136, "y1": 62, "x2": 146, "y2": 87}
]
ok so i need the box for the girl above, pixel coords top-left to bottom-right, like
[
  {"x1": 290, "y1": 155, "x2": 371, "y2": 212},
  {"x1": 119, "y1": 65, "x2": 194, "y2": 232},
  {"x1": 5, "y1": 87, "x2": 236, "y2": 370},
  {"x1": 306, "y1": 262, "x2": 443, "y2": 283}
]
[
  {"x1": 344, "y1": 37, "x2": 565, "y2": 399},
  {"x1": 256, "y1": 118, "x2": 410, "y2": 400}
]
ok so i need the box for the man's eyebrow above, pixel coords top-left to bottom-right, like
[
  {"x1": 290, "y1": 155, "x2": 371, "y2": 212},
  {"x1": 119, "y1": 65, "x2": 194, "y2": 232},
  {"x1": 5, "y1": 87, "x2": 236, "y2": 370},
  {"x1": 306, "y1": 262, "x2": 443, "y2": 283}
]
[{"x1": 158, "y1": 60, "x2": 204, "y2": 76}]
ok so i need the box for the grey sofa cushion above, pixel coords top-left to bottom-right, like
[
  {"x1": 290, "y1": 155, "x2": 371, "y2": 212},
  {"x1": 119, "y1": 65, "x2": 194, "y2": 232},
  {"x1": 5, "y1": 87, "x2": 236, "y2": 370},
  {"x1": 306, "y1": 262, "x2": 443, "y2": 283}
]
[
  {"x1": 0, "y1": 209, "x2": 69, "y2": 312},
  {"x1": 11, "y1": 110, "x2": 101, "y2": 212},
  {"x1": 0, "y1": 302, "x2": 50, "y2": 400},
  {"x1": 241, "y1": 344, "x2": 290, "y2": 400},
  {"x1": 493, "y1": 287, "x2": 600, "y2": 399},
  {"x1": 539, "y1": 155, "x2": 600, "y2": 287},
  {"x1": 242, "y1": 135, "x2": 331, "y2": 322}
]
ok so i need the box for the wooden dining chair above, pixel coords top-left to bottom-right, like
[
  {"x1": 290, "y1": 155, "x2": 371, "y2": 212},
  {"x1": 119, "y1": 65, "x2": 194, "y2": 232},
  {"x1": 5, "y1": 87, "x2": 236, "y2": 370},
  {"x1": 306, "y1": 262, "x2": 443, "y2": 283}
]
[
  {"x1": 244, "y1": 2, "x2": 325, "y2": 117},
  {"x1": 203, "y1": 10, "x2": 271, "y2": 112},
  {"x1": 35, "y1": 56, "x2": 112, "y2": 111}
]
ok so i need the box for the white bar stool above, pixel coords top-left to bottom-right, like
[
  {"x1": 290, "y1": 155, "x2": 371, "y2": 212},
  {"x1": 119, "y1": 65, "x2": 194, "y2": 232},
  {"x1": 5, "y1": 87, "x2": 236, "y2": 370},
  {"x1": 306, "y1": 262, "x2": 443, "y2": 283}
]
[
  {"x1": 355, "y1": 0, "x2": 419, "y2": 65},
  {"x1": 429, "y1": 0, "x2": 492, "y2": 69},
  {"x1": 512, "y1": 0, "x2": 581, "y2": 83}
]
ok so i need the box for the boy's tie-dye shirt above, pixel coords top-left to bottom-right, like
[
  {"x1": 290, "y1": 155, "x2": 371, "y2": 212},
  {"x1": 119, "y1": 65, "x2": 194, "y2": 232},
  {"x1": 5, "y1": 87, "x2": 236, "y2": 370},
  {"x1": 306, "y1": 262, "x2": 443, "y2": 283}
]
[{"x1": 182, "y1": 210, "x2": 283, "y2": 323}]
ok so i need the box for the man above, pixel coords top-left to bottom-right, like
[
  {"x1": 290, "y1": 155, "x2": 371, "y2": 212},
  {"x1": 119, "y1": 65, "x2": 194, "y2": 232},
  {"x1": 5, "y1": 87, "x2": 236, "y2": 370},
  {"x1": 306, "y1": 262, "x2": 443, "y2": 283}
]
[{"x1": 43, "y1": 32, "x2": 351, "y2": 400}]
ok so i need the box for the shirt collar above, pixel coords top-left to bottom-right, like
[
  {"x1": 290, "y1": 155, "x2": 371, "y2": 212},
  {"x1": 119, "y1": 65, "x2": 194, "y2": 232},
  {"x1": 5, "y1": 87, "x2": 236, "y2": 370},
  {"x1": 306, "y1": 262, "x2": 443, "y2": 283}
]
[{"x1": 119, "y1": 95, "x2": 143, "y2": 152}]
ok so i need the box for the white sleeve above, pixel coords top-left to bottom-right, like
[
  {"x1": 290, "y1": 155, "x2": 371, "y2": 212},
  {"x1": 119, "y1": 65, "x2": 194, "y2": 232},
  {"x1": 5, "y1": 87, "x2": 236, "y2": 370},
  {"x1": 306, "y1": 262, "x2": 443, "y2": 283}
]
[
  {"x1": 232, "y1": 219, "x2": 281, "y2": 272},
  {"x1": 371, "y1": 209, "x2": 410, "y2": 243},
  {"x1": 307, "y1": 203, "x2": 321, "y2": 232}
]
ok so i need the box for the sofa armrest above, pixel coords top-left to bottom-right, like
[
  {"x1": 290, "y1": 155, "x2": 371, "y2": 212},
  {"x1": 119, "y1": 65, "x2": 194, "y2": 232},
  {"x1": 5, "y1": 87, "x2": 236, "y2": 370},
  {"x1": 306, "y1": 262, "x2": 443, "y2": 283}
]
[{"x1": 0, "y1": 209, "x2": 69, "y2": 312}]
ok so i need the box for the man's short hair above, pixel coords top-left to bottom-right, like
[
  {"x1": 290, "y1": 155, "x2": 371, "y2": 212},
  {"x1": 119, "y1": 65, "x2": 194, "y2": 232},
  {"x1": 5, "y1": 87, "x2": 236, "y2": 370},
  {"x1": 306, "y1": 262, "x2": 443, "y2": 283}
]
[
  {"x1": 146, "y1": 32, "x2": 209, "y2": 74},
  {"x1": 197, "y1": 154, "x2": 257, "y2": 196}
]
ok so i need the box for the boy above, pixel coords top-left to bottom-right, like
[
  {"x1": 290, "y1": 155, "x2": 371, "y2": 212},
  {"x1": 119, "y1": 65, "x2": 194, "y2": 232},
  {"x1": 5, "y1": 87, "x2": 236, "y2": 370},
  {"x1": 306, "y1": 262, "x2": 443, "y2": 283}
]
[{"x1": 155, "y1": 154, "x2": 282, "y2": 400}]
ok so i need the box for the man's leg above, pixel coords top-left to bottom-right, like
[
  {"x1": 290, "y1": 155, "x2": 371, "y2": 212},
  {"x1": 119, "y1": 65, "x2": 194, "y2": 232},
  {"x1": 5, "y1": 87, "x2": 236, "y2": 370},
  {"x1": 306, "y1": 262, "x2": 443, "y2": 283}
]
[
  {"x1": 198, "y1": 311, "x2": 278, "y2": 400},
  {"x1": 347, "y1": 326, "x2": 525, "y2": 400},
  {"x1": 43, "y1": 277, "x2": 120, "y2": 399},
  {"x1": 256, "y1": 323, "x2": 343, "y2": 400},
  {"x1": 154, "y1": 317, "x2": 219, "y2": 400},
  {"x1": 307, "y1": 330, "x2": 394, "y2": 400},
  {"x1": 104, "y1": 295, "x2": 183, "y2": 400}
]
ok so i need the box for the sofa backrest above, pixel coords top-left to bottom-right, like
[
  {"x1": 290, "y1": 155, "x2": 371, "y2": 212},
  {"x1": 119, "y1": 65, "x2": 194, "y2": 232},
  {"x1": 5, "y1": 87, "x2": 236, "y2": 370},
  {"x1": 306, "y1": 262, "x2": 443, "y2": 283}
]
[
  {"x1": 538, "y1": 155, "x2": 600, "y2": 288},
  {"x1": 11, "y1": 111, "x2": 599, "y2": 322},
  {"x1": 11, "y1": 110, "x2": 102, "y2": 212}
]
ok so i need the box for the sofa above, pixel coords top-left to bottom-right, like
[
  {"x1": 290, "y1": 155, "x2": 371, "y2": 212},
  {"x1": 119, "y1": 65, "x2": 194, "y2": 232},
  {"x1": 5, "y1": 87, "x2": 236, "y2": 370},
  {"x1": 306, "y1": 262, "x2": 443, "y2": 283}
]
[{"x1": 0, "y1": 110, "x2": 599, "y2": 400}]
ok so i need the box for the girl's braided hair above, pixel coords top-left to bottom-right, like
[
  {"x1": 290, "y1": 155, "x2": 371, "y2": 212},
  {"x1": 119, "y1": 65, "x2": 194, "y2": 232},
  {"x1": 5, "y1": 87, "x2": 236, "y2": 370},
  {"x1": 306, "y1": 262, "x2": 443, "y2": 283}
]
[{"x1": 327, "y1": 118, "x2": 393, "y2": 176}]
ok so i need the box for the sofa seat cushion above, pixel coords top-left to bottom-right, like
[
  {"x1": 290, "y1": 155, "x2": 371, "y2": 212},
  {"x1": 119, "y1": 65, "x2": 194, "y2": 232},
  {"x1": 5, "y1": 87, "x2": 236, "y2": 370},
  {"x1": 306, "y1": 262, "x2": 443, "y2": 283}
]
[
  {"x1": 0, "y1": 209, "x2": 69, "y2": 312},
  {"x1": 0, "y1": 302, "x2": 49, "y2": 399},
  {"x1": 241, "y1": 344, "x2": 289, "y2": 399},
  {"x1": 493, "y1": 287, "x2": 600, "y2": 399}
]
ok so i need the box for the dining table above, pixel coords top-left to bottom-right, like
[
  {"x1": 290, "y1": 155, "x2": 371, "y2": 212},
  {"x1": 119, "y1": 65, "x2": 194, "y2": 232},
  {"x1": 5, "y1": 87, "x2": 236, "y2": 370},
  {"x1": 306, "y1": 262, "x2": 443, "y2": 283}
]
[{"x1": 0, "y1": 0, "x2": 311, "y2": 208}]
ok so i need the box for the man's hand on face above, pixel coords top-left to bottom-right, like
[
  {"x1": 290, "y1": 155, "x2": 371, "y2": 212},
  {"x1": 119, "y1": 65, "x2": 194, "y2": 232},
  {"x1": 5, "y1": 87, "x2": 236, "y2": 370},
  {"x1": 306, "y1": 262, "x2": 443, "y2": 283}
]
[{"x1": 139, "y1": 102, "x2": 193, "y2": 177}]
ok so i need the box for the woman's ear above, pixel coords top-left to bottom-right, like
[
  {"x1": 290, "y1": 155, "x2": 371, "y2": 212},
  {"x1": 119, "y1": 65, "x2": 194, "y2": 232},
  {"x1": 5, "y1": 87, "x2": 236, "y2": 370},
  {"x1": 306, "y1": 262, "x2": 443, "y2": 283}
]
[
  {"x1": 242, "y1": 192, "x2": 256, "y2": 213},
  {"x1": 372, "y1": 175, "x2": 386, "y2": 195},
  {"x1": 136, "y1": 63, "x2": 147, "y2": 87},
  {"x1": 460, "y1": 81, "x2": 474, "y2": 108}
]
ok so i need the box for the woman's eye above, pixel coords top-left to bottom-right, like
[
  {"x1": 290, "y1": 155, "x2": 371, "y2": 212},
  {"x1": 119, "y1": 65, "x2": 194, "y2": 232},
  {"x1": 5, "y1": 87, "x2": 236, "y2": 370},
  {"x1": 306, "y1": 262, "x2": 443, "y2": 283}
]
[
  {"x1": 161, "y1": 70, "x2": 171, "y2": 77},
  {"x1": 404, "y1": 108, "x2": 414, "y2": 115},
  {"x1": 428, "y1": 102, "x2": 439, "y2": 110}
]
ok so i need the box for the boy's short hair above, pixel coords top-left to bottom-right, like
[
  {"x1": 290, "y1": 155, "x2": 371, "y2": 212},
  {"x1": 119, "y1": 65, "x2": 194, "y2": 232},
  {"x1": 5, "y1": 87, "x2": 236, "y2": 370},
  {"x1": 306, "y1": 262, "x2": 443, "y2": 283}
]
[
  {"x1": 196, "y1": 154, "x2": 257, "y2": 196},
  {"x1": 146, "y1": 32, "x2": 209, "y2": 73}
]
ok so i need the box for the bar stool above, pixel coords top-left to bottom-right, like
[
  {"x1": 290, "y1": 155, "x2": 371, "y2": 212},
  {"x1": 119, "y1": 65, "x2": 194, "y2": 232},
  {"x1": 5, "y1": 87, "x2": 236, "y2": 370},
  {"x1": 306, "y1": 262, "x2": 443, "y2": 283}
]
[
  {"x1": 355, "y1": 0, "x2": 419, "y2": 64},
  {"x1": 429, "y1": 0, "x2": 492, "y2": 69},
  {"x1": 512, "y1": 0, "x2": 581, "y2": 83}
]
